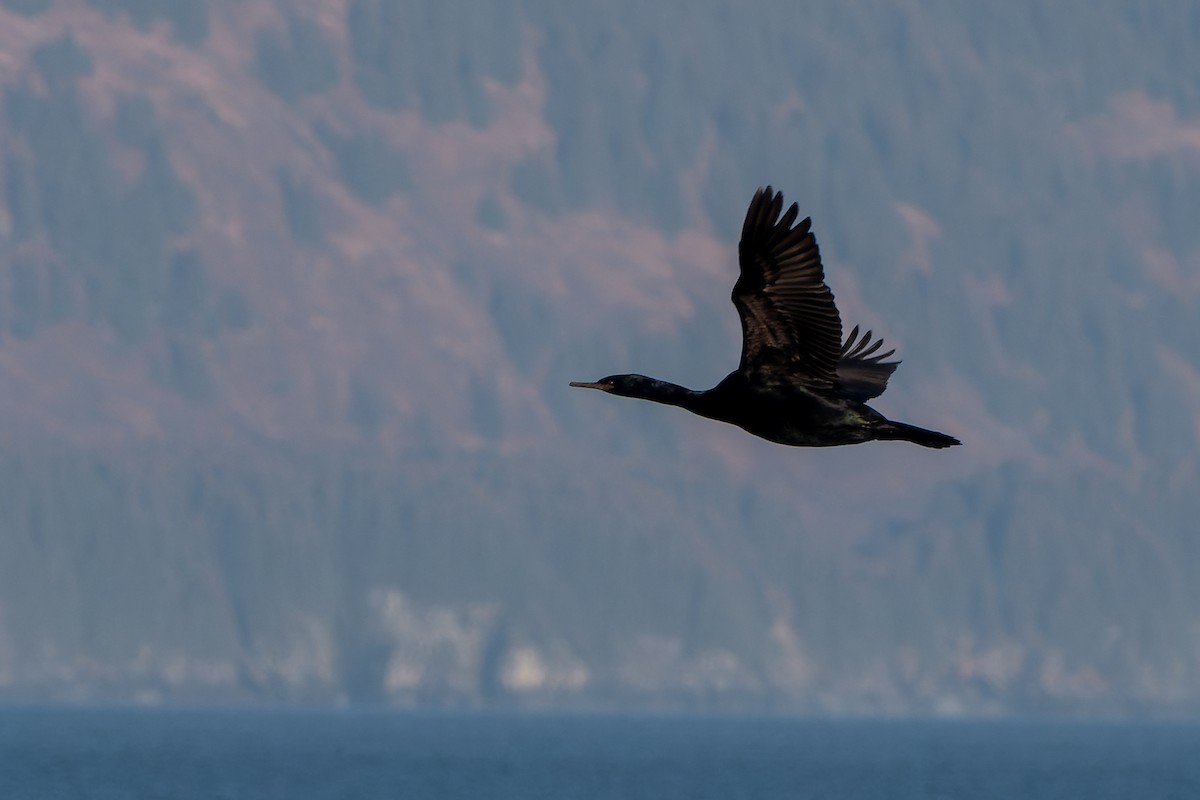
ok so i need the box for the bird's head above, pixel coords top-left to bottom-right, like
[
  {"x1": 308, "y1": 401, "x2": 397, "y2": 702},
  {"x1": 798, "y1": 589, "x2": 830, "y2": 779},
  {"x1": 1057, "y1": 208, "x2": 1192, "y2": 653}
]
[{"x1": 569, "y1": 374, "x2": 653, "y2": 398}]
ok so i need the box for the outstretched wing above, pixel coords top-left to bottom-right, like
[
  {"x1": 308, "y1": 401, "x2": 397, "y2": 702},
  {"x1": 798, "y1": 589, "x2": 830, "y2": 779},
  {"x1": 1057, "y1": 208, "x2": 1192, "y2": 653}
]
[
  {"x1": 836, "y1": 325, "x2": 900, "y2": 402},
  {"x1": 733, "y1": 186, "x2": 842, "y2": 388}
]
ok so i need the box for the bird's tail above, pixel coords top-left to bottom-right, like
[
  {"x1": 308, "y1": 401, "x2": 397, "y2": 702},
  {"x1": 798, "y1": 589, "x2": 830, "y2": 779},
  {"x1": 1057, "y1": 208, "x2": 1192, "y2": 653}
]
[{"x1": 877, "y1": 420, "x2": 961, "y2": 449}]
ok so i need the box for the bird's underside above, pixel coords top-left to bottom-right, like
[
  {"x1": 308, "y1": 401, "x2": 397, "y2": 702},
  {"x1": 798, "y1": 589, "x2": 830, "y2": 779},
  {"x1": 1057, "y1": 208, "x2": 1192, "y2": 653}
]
[
  {"x1": 570, "y1": 186, "x2": 961, "y2": 449},
  {"x1": 694, "y1": 369, "x2": 954, "y2": 448}
]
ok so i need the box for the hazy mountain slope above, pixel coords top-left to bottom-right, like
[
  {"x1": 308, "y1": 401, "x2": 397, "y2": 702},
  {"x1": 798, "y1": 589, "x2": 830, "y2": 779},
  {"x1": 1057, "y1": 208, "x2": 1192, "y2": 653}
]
[{"x1": 0, "y1": 0, "x2": 1198, "y2": 714}]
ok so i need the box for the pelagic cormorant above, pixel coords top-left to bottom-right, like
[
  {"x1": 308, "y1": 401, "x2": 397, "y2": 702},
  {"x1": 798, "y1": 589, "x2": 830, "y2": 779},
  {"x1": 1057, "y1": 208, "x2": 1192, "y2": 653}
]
[{"x1": 570, "y1": 186, "x2": 961, "y2": 449}]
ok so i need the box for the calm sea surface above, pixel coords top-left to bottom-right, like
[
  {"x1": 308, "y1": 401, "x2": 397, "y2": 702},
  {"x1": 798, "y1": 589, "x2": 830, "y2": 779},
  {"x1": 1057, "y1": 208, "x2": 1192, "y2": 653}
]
[{"x1": 1, "y1": 708, "x2": 1198, "y2": 799}]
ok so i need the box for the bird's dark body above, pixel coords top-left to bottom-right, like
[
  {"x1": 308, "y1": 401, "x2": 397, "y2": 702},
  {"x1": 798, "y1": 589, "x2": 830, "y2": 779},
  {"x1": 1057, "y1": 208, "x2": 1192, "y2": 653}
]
[
  {"x1": 608, "y1": 370, "x2": 931, "y2": 448},
  {"x1": 702, "y1": 372, "x2": 885, "y2": 447},
  {"x1": 571, "y1": 187, "x2": 960, "y2": 450}
]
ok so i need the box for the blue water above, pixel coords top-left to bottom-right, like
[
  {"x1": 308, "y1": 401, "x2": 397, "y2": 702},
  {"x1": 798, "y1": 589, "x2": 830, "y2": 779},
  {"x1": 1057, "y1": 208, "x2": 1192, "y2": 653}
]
[{"x1": 1, "y1": 709, "x2": 1198, "y2": 799}]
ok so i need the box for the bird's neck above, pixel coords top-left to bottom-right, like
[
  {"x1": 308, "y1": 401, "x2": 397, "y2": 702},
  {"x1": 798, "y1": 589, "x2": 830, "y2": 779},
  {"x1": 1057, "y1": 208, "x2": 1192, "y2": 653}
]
[{"x1": 625, "y1": 377, "x2": 708, "y2": 412}]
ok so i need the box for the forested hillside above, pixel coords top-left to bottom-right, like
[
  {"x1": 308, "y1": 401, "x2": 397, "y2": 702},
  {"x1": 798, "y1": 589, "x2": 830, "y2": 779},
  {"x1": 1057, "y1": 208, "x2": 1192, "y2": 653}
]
[{"x1": 1, "y1": 0, "x2": 1198, "y2": 714}]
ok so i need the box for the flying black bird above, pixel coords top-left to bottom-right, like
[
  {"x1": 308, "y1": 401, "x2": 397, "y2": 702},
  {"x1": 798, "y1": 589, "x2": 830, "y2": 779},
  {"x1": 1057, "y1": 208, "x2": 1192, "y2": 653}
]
[{"x1": 570, "y1": 186, "x2": 960, "y2": 449}]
